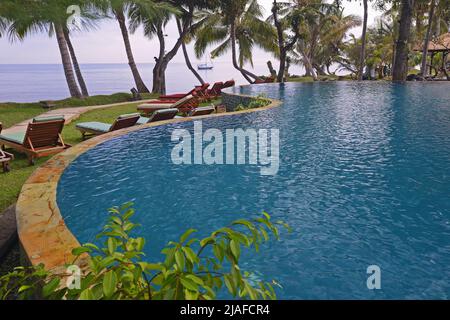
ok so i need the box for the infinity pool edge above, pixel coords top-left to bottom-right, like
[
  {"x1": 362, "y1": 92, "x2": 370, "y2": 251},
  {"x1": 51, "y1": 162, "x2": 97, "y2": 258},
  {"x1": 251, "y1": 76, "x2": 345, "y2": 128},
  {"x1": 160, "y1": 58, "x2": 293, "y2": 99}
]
[{"x1": 16, "y1": 91, "x2": 282, "y2": 272}]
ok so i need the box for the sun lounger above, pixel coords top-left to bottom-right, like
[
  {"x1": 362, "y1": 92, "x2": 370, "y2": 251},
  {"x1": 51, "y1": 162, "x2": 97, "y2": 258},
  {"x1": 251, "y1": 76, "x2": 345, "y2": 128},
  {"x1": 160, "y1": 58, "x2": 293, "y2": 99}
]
[
  {"x1": 136, "y1": 108, "x2": 179, "y2": 125},
  {"x1": 0, "y1": 116, "x2": 69, "y2": 165},
  {"x1": 76, "y1": 113, "x2": 140, "y2": 139},
  {"x1": 158, "y1": 83, "x2": 211, "y2": 102},
  {"x1": 188, "y1": 106, "x2": 216, "y2": 117},
  {"x1": 222, "y1": 80, "x2": 235, "y2": 89},
  {"x1": 206, "y1": 82, "x2": 224, "y2": 99},
  {"x1": 137, "y1": 95, "x2": 198, "y2": 116}
]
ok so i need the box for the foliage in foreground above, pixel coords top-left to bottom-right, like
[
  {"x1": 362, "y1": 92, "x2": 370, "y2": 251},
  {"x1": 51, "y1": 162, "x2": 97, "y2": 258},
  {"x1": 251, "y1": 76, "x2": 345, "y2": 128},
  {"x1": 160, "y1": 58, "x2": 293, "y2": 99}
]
[{"x1": 0, "y1": 203, "x2": 290, "y2": 300}]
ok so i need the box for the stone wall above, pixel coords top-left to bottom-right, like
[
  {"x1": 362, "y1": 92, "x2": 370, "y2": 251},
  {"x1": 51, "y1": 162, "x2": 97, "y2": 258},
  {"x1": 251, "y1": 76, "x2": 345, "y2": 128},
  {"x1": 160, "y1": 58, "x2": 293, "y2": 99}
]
[{"x1": 222, "y1": 92, "x2": 257, "y2": 112}]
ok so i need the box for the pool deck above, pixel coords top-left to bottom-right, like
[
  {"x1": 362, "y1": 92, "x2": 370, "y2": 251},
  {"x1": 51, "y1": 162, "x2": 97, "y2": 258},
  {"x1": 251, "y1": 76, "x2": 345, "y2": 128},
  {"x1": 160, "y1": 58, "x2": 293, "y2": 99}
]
[{"x1": 15, "y1": 90, "x2": 282, "y2": 273}]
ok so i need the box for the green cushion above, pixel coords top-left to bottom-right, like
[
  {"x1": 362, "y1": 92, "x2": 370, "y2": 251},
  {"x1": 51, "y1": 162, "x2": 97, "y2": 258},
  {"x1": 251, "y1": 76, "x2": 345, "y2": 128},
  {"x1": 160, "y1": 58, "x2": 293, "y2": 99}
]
[
  {"x1": 0, "y1": 132, "x2": 26, "y2": 145},
  {"x1": 76, "y1": 122, "x2": 111, "y2": 133},
  {"x1": 118, "y1": 113, "x2": 140, "y2": 120},
  {"x1": 136, "y1": 117, "x2": 150, "y2": 125},
  {"x1": 33, "y1": 116, "x2": 65, "y2": 123}
]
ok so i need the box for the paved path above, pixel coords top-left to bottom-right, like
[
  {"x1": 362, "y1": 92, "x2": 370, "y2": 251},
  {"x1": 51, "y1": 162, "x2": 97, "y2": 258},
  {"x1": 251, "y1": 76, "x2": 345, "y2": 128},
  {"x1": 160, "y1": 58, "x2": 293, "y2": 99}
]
[{"x1": 3, "y1": 100, "x2": 146, "y2": 134}]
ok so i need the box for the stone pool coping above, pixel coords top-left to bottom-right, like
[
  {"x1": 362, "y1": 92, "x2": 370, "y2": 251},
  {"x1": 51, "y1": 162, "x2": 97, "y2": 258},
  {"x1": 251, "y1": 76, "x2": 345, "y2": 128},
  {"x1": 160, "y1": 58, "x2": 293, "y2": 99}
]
[{"x1": 16, "y1": 87, "x2": 282, "y2": 272}]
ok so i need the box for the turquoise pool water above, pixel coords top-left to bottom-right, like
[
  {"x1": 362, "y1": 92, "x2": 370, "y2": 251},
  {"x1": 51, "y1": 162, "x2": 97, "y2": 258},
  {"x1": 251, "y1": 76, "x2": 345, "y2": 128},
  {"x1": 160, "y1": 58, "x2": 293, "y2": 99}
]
[{"x1": 58, "y1": 82, "x2": 450, "y2": 299}]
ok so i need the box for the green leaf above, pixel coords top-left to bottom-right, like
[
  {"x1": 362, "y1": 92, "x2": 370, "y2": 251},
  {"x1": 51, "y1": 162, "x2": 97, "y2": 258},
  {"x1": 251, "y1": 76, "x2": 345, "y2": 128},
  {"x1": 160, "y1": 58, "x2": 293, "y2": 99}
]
[
  {"x1": 107, "y1": 238, "x2": 117, "y2": 254},
  {"x1": 180, "y1": 229, "x2": 197, "y2": 243},
  {"x1": 42, "y1": 278, "x2": 60, "y2": 297},
  {"x1": 79, "y1": 288, "x2": 95, "y2": 300},
  {"x1": 18, "y1": 285, "x2": 32, "y2": 294},
  {"x1": 102, "y1": 271, "x2": 118, "y2": 299},
  {"x1": 175, "y1": 250, "x2": 185, "y2": 270},
  {"x1": 224, "y1": 275, "x2": 236, "y2": 296},
  {"x1": 213, "y1": 244, "x2": 225, "y2": 262},
  {"x1": 180, "y1": 277, "x2": 198, "y2": 292},
  {"x1": 72, "y1": 247, "x2": 91, "y2": 256},
  {"x1": 182, "y1": 247, "x2": 199, "y2": 264},
  {"x1": 186, "y1": 274, "x2": 204, "y2": 286},
  {"x1": 230, "y1": 240, "x2": 241, "y2": 260}
]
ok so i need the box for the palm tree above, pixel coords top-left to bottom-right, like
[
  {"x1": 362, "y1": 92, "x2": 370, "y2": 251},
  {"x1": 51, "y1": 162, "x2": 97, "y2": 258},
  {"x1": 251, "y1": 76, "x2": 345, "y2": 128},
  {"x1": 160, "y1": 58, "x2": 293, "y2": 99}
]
[
  {"x1": 358, "y1": 0, "x2": 369, "y2": 81},
  {"x1": 129, "y1": 1, "x2": 213, "y2": 94},
  {"x1": 103, "y1": 0, "x2": 168, "y2": 93},
  {"x1": 290, "y1": 1, "x2": 360, "y2": 79},
  {"x1": 194, "y1": 0, "x2": 277, "y2": 83},
  {"x1": 5, "y1": 0, "x2": 98, "y2": 98},
  {"x1": 268, "y1": 0, "x2": 301, "y2": 82},
  {"x1": 64, "y1": 27, "x2": 90, "y2": 97},
  {"x1": 392, "y1": 0, "x2": 415, "y2": 81},
  {"x1": 420, "y1": 0, "x2": 437, "y2": 76}
]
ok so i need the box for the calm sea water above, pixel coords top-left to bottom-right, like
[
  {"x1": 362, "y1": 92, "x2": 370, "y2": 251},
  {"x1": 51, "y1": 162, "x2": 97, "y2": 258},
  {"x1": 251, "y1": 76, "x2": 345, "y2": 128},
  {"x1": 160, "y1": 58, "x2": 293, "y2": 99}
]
[
  {"x1": 58, "y1": 82, "x2": 450, "y2": 299},
  {"x1": 0, "y1": 62, "x2": 274, "y2": 103}
]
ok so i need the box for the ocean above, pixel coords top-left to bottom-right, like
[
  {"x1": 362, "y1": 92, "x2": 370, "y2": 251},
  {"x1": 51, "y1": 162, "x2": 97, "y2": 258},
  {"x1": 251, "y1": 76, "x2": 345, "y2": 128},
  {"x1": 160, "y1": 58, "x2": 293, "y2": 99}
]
[{"x1": 0, "y1": 62, "x2": 287, "y2": 103}]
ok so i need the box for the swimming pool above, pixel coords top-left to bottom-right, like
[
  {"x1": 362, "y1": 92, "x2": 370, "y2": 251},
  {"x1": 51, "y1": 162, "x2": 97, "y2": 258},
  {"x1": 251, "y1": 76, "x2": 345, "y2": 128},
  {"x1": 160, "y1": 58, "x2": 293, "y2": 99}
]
[{"x1": 57, "y1": 82, "x2": 450, "y2": 299}]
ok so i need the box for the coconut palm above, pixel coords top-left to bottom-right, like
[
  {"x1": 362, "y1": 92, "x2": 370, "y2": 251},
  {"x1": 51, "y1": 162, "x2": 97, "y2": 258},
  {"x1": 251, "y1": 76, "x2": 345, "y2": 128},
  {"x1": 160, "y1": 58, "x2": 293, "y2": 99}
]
[
  {"x1": 290, "y1": 1, "x2": 360, "y2": 79},
  {"x1": 101, "y1": 0, "x2": 172, "y2": 93},
  {"x1": 358, "y1": 0, "x2": 369, "y2": 80},
  {"x1": 392, "y1": 0, "x2": 415, "y2": 81},
  {"x1": 5, "y1": 0, "x2": 98, "y2": 98},
  {"x1": 420, "y1": 0, "x2": 437, "y2": 76},
  {"x1": 267, "y1": 0, "x2": 307, "y2": 82},
  {"x1": 194, "y1": 0, "x2": 277, "y2": 83},
  {"x1": 129, "y1": 1, "x2": 212, "y2": 94}
]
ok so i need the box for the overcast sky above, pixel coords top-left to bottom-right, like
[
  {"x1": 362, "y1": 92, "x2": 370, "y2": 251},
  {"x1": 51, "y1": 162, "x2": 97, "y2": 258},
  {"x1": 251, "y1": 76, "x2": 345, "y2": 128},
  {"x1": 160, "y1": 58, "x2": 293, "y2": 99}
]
[{"x1": 0, "y1": 0, "x2": 382, "y2": 65}]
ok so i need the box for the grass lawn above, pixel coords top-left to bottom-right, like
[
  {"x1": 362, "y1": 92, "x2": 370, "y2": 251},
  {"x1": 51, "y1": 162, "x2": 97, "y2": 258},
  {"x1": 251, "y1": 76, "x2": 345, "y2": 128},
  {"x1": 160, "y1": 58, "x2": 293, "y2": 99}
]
[
  {"x1": 0, "y1": 97, "x2": 220, "y2": 213},
  {"x1": 0, "y1": 92, "x2": 155, "y2": 129}
]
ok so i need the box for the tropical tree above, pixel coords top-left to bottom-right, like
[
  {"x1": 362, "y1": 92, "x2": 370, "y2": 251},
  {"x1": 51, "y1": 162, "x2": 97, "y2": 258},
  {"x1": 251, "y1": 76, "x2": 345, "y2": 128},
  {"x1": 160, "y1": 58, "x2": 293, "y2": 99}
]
[
  {"x1": 4, "y1": 0, "x2": 98, "y2": 98},
  {"x1": 268, "y1": 0, "x2": 301, "y2": 82},
  {"x1": 392, "y1": 0, "x2": 415, "y2": 81},
  {"x1": 420, "y1": 0, "x2": 437, "y2": 76},
  {"x1": 194, "y1": 0, "x2": 277, "y2": 84},
  {"x1": 99, "y1": 0, "x2": 172, "y2": 93},
  {"x1": 358, "y1": 0, "x2": 369, "y2": 80},
  {"x1": 289, "y1": 1, "x2": 360, "y2": 79},
  {"x1": 128, "y1": 1, "x2": 215, "y2": 94}
]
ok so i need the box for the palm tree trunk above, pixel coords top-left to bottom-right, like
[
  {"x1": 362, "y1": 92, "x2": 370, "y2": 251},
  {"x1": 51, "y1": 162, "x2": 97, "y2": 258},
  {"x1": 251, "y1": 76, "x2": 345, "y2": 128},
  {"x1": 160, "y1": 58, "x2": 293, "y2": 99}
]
[
  {"x1": 63, "y1": 28, "x2": 89, "y2": 97},
  {"x1": 230, "y1": 20, "x2": 261, "y2": 83},
  {"x1": 420, "y1": 0, "x2": 436, "y2": 77},
  {"x1": 358, "y1": 0, "x2": 368, "y2": 81},
  {"x1": 115, "y1": 9, "x2": 149, "y2": 93},
  {"x1": 176, "y1": 19, "x2": 204, "y2": 85},
  {"x1": 54, "y1": 23, "x2": 82, "y2": 98},
  {"x1": 393, "y1": 0, "x2": 415, "y2": 81}
]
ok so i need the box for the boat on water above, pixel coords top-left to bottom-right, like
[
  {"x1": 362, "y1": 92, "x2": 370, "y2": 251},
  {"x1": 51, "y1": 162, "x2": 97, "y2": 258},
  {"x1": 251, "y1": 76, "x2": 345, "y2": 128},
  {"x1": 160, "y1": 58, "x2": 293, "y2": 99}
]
[
  {"x1": 198, "y1": 63, "x2": 214, "y2": 70},
  {"x1": 198, "y1": 55, "x2": 214, "y2": 70}
]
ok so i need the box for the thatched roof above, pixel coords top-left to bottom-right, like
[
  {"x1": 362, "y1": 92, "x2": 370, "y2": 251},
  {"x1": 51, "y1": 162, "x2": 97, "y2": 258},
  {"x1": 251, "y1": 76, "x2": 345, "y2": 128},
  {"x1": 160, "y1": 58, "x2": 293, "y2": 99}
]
[{"x1": 414, "y1": 32, "x2": 450, "y2": 52}]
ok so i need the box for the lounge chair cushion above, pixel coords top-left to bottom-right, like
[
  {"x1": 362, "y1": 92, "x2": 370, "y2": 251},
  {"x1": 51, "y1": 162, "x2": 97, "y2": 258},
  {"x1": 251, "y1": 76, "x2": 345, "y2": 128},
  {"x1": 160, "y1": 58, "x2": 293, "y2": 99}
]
[
  {"x1": 137, "y1": 104, "x2": 172, "y2": 111},
  {"x1": 0, "y1": 132, "x2": 26, "y2": 145},
  {"x1": 118, "y1": 113, "x2": 141, "y2": 120},
  {"x1": 136, "y1": 117, "x2": 150, "y2": 125},
  {"x1": 33, "y1": 116, "x2": 65, "y2": 123},
  {"x1": 76, "y1": 122, "x2": 111, "y2": 133}
]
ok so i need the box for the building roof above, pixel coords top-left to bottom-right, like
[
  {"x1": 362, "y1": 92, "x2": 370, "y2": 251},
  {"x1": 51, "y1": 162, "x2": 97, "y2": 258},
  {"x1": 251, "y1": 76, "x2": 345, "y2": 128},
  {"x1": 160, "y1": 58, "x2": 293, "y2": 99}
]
[{"x1": 414, "y1": 33, "x2": 450, "y2": 52}]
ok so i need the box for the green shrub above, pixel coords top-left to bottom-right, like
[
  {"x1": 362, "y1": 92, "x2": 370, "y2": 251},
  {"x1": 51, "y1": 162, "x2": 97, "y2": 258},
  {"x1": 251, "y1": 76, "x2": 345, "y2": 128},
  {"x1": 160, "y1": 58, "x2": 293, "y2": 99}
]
[
  {"x1": 234, "y1": 95, "x2": 271, "y2": 111},
  {"x1": 0, "y1": 203, "x2": 290, "y2": 300}
]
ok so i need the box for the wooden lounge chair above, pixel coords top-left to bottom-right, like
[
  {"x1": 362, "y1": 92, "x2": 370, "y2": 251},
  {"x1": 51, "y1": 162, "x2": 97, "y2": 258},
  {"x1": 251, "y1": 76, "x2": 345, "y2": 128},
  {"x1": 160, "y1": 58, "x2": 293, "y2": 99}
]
[
  {"x1": 188, "y1": 106, "x2": 216, "y2": 117},
  {"x1": 159, "y1": 88, "x2": 197, "y2": 101},
  {"x1": 136, "y1": 108, "x2": 179, "y2": 125},
  {"x1": 206, "y1": 82, "x2": 224, "y2": 99},
  {"x1": 0, "y1": 116, "x2": 68, "y2": 165},
  {"x1": 222, "y1": 80, "x2": 235, "y2": 89},
  {"x1": 137, "y1": 95, "x2": 199, "y2": 116},
  {"x1": 0, "y1": 149, "x2": 13, "y2": 173},
  {"x1": 76, "y1": 113, "x2": 140, "y2": 139},
  {"x1": 158, "y1": 83, "x2": 211, "y2": 102}
]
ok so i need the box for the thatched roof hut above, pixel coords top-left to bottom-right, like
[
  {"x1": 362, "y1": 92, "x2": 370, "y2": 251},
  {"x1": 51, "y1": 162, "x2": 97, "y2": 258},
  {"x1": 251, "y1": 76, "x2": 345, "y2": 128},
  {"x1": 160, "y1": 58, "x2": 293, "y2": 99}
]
[{"x1": 414, "y1": 33, "x2": 450, "y2": 52}]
